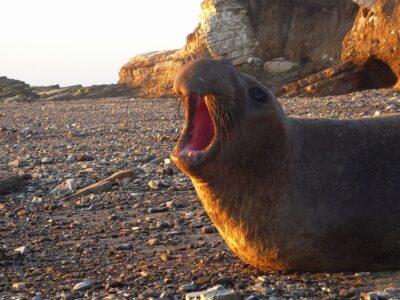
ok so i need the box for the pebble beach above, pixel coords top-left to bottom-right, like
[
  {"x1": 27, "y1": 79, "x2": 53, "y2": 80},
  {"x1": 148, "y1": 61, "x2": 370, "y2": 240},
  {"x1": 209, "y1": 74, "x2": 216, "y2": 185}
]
[{"x1": 1, "y1": 89, "x2": 400, "y2": 299}]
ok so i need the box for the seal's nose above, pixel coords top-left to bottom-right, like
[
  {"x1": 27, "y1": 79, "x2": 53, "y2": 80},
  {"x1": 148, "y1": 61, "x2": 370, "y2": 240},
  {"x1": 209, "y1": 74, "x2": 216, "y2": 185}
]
[{"x1": 173, "y1": 58, "x2": 220, "y2": 97}]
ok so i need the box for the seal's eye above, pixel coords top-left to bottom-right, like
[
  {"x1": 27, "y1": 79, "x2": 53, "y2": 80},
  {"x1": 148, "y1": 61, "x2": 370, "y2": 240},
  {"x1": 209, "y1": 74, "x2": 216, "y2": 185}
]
[{"x1": 249, "y1": 87, "x2": 266, "y2": 103}]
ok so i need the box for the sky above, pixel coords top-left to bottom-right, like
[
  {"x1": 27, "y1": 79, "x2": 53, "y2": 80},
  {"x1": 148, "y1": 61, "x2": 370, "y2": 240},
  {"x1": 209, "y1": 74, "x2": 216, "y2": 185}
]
[{"x1": 0, "y1": 0, "x2": 203, "y2": 87}]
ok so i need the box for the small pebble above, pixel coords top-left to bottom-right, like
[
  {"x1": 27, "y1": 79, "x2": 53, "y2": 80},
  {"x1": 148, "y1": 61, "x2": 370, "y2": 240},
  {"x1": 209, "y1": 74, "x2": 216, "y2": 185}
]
[
  {"x1": 148, "y1": 180, "x2": 161, "y2": 190},
  {"x1": 31, "y1": 196, "x2": 43, "y2": 204},
  {"x1": 179, "y1": 283, "x2": 197, "y2": 292},
  {"x1": 76, "y1": 154, "x2": 95, "y2": 162},
  {"x1": 147, "y1": 238, "x2": 160, "y2": 246},
  {"x1": 65, "y1": 154, "x2": 76, "y2": 162},
  {"x1": 12, "y1": 282, "x2": 26, "y2": 290},
  {"x1": 148, "y1": 207, "x2": 168, "y2": 213},
  {"x1": 115, "y1": 243, "x2": 132, "y2": 251},
  {"x1": 22, "y1": 127, "x2": 33, "y2": 135},
  {"x1": 157, "y1": 220, "x2": 170, "y2": 229},
  {"x1": 41, "y1": 157, "x2": 53, "y2": 164},
  {"x1": 160, "y1": 253, "x2": 170, "y2": 262},
  {"x1": 72, "y1": 280, "x2": 92, "y2": 291},
  {"x1": 245, "y1": 296, "x2": 259, "y2": 300},
  {"x1": 166, "y1": 200, "x2": 176, "y2": 209},
  {"x1": 8, "y1": 159, "x2": 21, "y2": 167},
  {"x1": 14, "y1": 246, "x2": 27, "y2": 255},
  {"x1": 202, "y1": 225, "x2": 216, "y2": 234}
]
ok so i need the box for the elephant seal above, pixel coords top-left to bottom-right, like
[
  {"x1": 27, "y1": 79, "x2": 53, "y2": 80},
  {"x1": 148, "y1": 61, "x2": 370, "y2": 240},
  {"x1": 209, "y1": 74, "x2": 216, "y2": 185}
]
[{"x1": 170, "y1": 57, "x2": 400, "y2": 272}]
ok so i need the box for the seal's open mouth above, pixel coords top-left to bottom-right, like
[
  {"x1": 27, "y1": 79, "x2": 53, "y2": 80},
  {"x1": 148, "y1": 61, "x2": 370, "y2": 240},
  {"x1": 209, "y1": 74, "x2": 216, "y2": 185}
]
[
  {"x1": 182, "y1": 94, "x2": 214, "y2": 153},
  {"x1": 172, "y1": 93, "x2": 217, "y2": 165}
]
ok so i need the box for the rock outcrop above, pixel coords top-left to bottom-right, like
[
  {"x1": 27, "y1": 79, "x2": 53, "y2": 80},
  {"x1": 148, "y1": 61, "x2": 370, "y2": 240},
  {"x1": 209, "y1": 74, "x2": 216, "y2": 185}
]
[
  {"x1": 342, "y1": 0, "x2": 400, "y2": 88},
  {"x1": 0, "y1": 76, "x2": 136, "y2": 102},
  {"x1": 353, "y1": 0, "x2": 376, "y2": 9},
  {"x1": 276, "y1": 63, "x2": 365, "y2": 97},
  {"x1": 32, "y1": 83, "x2": 135, "y2": 101},
  {"x1": 119, "y1": 50, "x2": 194, "y2": 98},
  {"x1": 0, "y1": 76, "x2": 40, "y2": 102},
  {"x1": 119, "y1": 0, "x2": 358, "y2": 97}
]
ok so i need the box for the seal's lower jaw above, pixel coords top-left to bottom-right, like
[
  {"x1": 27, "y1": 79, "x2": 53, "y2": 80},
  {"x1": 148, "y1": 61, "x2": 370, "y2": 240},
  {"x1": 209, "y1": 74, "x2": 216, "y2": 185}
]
[{"x1": 171, "y1": 94, "x2": 218, "y2": 169}]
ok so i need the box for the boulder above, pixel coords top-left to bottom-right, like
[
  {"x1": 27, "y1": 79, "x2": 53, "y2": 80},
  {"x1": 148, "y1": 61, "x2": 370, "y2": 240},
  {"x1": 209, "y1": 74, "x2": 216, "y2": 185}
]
[
  {"x1": 49, "y1": 178, "x2": 78, "y2": 199},
  {"x1": 264, "y1": 58, "x2": 295, "y2": 74}
]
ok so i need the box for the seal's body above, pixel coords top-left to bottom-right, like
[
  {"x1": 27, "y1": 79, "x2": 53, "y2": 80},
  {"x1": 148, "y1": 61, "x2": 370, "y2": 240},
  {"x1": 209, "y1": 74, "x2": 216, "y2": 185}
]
[{"x1": 171, "y1": 57, "x2": 400, "y2": 271}]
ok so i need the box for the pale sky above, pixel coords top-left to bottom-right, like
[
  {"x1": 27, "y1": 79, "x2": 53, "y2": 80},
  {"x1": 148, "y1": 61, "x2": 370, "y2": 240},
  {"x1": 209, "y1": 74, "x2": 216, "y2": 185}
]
[{"x1": 0, "y1": 0, "x2": 203, "y2": 86}]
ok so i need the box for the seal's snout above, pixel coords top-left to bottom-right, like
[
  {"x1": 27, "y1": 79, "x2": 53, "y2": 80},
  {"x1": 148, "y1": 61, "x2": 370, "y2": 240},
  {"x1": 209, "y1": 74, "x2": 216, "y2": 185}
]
[{"x1": 172, "y1": 57, "x2": 241, "y2": 171}]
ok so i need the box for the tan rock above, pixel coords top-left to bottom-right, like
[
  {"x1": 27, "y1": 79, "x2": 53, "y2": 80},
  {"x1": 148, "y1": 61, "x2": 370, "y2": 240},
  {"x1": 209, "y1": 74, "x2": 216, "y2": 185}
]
[
  {"x1": 147, "y1": 238, "x2": 160, "y2": 246},
  {"x1": 106, "y1": 169, "x2": 137, "y2": 182},
  {"x1": 8, "y1": 159, "x2": 21, "y2": 168},
  {"x1": 68, "y1": 181, "x2": 113, "y2": 198}
]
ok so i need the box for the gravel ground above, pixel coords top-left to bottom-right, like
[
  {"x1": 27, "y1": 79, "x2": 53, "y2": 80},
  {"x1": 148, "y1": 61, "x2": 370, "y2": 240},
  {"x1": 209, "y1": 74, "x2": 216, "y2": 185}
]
[{"x1": 1, "y1": 88, "x2": 400, "y2": 300}]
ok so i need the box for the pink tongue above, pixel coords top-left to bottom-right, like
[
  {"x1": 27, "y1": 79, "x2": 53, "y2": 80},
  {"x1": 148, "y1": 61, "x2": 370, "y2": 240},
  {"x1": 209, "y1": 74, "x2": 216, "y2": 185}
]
[{"x1": 184, "y1": 95, "x2": 214, "y2": 152}]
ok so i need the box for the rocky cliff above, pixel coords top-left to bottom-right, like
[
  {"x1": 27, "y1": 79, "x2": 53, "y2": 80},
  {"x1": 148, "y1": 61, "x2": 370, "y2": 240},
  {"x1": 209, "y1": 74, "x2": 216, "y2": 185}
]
[
  {"x1": 119, "y1": 0, "x2": 358, "y2": 97},
  {"x1": 277, "y1": 0, "x2": 400, "y2": 97},
  {"x1": 342, "y1": 0, "x2": 400, "y2": 88}
]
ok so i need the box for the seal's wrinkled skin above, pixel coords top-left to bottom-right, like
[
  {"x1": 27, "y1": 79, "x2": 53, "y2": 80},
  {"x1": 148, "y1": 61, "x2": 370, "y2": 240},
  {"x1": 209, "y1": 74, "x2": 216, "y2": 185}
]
[{"x1": 171, "y1": 57, "x2": 400, "y2": 272}]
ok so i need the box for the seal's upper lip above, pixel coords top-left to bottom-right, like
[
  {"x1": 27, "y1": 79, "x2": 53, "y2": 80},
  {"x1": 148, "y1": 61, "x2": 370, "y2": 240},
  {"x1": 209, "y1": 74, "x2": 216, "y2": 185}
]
[{"x1": 171, "y1": 93, "x2": 217, "y2": 166}]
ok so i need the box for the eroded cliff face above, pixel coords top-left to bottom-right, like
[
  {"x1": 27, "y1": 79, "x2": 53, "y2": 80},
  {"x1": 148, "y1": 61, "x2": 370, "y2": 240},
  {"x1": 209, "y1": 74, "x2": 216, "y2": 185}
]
[
  {"x1": 245, "y1": 1, "x2": 356, "y2": 64},
  {"x1": 119, "y1": 0, "x2": 259, "y2": 97},
  {"x1": 119, "y1": 50, "x2": 190, "y2": 98},
  {"x1": 342, "y1": 0, "x2": 400, "y2": 88},
  {"x1": 191, "y1": 0, "x2": 257, "y2": 66},
  {"x1": 119, "y1": 0, "x2": 358, "y2": 97}
]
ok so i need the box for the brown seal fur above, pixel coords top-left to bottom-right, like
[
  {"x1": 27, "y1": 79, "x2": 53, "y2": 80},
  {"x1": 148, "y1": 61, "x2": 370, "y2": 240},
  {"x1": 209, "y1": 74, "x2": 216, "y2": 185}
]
[{"x1": 171, "y1": 57, "x2": 400, "y2": 272}]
